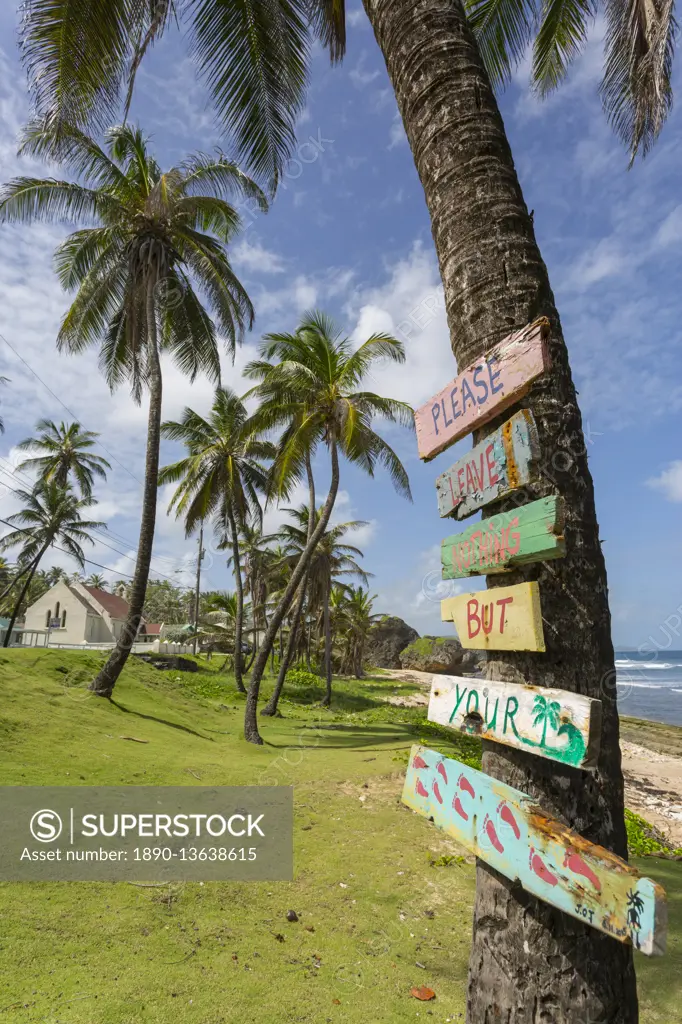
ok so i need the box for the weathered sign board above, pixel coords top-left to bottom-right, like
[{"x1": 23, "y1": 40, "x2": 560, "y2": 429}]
[
  {"x1": 403, "y1": 745, "x2": 667, "y2": 955},
  {"x1": 441, "y1": 581, "x2": 545, "y2": 652},
  {"x1": 435, "y1": 409, "x2": 540, "y2": 520},
  {"x1": 415, "y1": 320, "x2": 551, "y2": 461},
  {"x1": 441, "y1": 496, "x2": 564, "y2": 580},
  {"x1": 427, "y1": 675, "x2": 602, "y2": 769}
]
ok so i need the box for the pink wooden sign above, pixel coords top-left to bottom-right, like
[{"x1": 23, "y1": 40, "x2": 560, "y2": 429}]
[{"x1": 414, "y1": 320, "x2": 551, "y2": 461}]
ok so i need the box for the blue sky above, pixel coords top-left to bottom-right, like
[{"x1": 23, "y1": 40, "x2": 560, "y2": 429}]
[{"x1": 0, "y1": 5, "x2": 680, "y2": 648}]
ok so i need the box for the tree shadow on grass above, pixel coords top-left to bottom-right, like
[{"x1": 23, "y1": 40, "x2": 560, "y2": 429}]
[
  {"x1": 108, "y1": 699, "x2": 213, "y2": 740},
  {"x1": 263, "y1": 723, "x2": 415, "y2": 750}
]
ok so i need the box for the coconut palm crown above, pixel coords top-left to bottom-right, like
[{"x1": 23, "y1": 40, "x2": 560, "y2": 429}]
[{"x1": 16, "y1": 419, "x2": 111, "y2": 498}]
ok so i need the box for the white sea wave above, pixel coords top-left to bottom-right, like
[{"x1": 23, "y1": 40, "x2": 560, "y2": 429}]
[
  {"x1": 616, "y1": 682, "x2": 663, "y2": 689},
  {"x1": 615, "y1": 659, "x2": 675, "y2": 670}
]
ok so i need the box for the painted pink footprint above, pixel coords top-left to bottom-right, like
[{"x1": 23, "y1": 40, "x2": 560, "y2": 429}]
[
  {"x1": 433, "y1": 779, "x2": 443, "y2": 804},
  {"x1": 457, "y1": 773, "x2": 475, "y2": 799},
  {"x1": 497, "y1": 801, "x2": 520, "y2": 840},
  {"x1": 415, "y1": 779, "x2": 429, "y2": 799},
  {"x1": 437, "y1": 761, "x2": 448, "y2": 786},
  {"x1": 529, "y1": 847, "x2": 558, "y2": 886},
  {"x1": 483, "y1": 814, "x2": 504, "y2": 854}
]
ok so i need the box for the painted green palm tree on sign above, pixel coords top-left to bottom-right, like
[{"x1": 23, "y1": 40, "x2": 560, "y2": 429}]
[
  {"x1": 0, "y1": 119, "x2": 263, "y2": 697},
  {"x1": 532, "y1": 695, "x2": 561, "y2": 748}
]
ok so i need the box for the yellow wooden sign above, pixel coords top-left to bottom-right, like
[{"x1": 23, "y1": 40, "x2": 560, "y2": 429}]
[{"x1": 441, "y1": 581, "x2": 545, "y2": 652}]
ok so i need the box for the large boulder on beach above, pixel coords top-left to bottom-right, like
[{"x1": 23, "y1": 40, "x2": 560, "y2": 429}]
[
  {"x1": 400, "y1": 635, "x2": 466, "y2": 674},
  {"x1": 366, "y1": 616, "x2": 419, "y2": 669}
]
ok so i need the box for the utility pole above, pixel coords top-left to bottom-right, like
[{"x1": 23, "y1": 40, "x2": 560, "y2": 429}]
[{"x1": 193, "y1": 521, "x2": 204, "y2": 656}]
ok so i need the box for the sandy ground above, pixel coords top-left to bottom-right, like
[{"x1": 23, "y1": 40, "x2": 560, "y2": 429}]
[{"x1": 380, "y1": 668, "x2": 682, "y2": 848}]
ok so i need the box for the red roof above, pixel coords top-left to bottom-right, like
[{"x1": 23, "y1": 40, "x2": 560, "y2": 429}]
[
  {"x1": 143, "y1": 623, "x2": 162, "y2": 635},
  {"x1": 82, "y1": 586, "x2": 130, "y2": 620}
]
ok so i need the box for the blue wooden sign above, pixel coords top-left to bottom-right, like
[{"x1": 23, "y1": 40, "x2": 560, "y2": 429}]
[{"x1": 403, "y1": 746, "x2": 667, "y2": 956}]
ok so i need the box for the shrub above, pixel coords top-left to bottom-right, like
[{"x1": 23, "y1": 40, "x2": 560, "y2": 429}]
[{"x1": 285, "y1": 668, "x2": 322, "y2": 689}]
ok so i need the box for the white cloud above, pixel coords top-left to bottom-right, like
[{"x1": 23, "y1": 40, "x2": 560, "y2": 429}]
[
  {"x1": 346, "y1": 242, "x2": 454, "y2": 409},
  {"x1": 232, "y1": 239, "x2": 285, "y2": 274},
  {"x1": 647, "y1": 461, "x2": 682, "y2": 502},
  {"x1": 655, "y1": 205, "x2": 682, "y2": 248},
  {"x1": 388, "y1": 113, "x2": 407, "y2": 149}
]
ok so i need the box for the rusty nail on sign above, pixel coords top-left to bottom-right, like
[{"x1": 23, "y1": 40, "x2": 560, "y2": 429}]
[{"x1": 415, "y1": 319, "x2": 551, "y2": 462}]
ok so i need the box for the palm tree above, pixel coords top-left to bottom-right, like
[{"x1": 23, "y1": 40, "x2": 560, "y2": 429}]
[
  {"x1": 159, "y1": 387, "x2": 274, "y2": 693},
  {"x1": 0, "y1": 483, "x2": 104, "y2": 646},
  {"x1": 532, "y1": 695, "x2": 561, "y2": 747},
  {"x1": 16, "y1": 0, "x2": 638, "y2": 1011},
  {"x1": 465, "y1": 0, "x2": 675, "y2": 162},
  {"x1": 242, "y1": 310, "x2": 413, "y2": 742},
  {"x1": 266, "y1": 505, "x2": 371, "y2": 710},
  {"x1": 86, "y1": 573, "x2": 108, "y2": 589},
  {"x1": 360, "y1": 0, "x2": 637, "y2": 1013},
  {"x1": 0, "y1": 120, "x2": 264, "y2": 698},
  {"x1": 332, "y1": 585, "x2": 379, "y2": 678},
  {"x1": 16, "y1": 420, "x2": 111, "y2": 497},
  {"x1": 18, "y1": 0, "x2": 333, "y2": 191}
]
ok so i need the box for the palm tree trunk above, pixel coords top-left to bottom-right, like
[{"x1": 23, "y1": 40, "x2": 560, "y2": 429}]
[
  {"x1": 2, "y1": 544, "x2": 48, "y2": 647},
  {"x1": 244, "y1": 439, "x2": 339, "y2": 744},
  {"x1": 227, "y1": 505, "x2": 247, "y2": 694},
  {"x1": 321, "y1": 579, "x2": 332, "y2": 706},
  {"x1": 90, "y1": 274, "x2": 162, "y2": 697},
  {"x1": 262, "y1": 455, "x2": 317, "y2": 717},
  {"x1": 0, "y1": 556, "x2": 40, "y2": 605},
  {"x1": 362, "y1": 1, "x2": 635, "y2": 1019}
]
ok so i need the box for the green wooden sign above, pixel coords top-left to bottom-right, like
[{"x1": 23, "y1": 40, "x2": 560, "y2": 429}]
[{"x1": 441, "y1": 496, "x2": 564, "y2": 580}]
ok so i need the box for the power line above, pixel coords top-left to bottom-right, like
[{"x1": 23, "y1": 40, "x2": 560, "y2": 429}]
[
  {"x1": 0, "y1": 470, "x2": 188, "y2": 585},
  {"x1": 0, "y1": 516, "x2": 137, "y2": 580},
  {"x1": 0, "y1": 447, "x2": 192, "y2": 573},
  {"x1": 0, "y1": 330, "x2": 143, "y2": 486}
]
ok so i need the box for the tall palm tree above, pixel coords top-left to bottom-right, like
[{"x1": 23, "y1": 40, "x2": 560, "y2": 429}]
[
  {"x1": 0, "y1": 120, "x2": 264, "y2": 698},
  {"x1": 19, "y1": 0, "x2": 335, "y2": 191},
  {"x1": 360, "y1": 0, "x2": 637, "y2": 1014},
  {"x1": 159, "y1": 387, "x2": 274, "y2": 693},
  {"x1": 242, "y1": 310, "x2": 413, "y2": 742},
  {"x1": 16, "y1": 420, "x2": 111, "y2": 497},
  {"x1": 16, "y1": 2, "x2": 641, "y2": 1011},
  {"x1": 332, "y1": 585, "x2": 379, "y2": 678},
  {"x1": 465, "y1": 0, "x2": 675, "y2": 161},
  {"x1": 0, "y1": 483, "x2": 104, "y2": 646},
  {"x1": 267, "y1": 505, "x2": 370, "y2": 710}
]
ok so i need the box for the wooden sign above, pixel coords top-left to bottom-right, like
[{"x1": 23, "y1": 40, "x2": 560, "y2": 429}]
[
  {"x1": 435, "y1": 410, "x2": 540, "y2": 520},
  {"x1": 441, "y1": 496, "x2": 564, "y2": 580},
  {"x1": 415, "y1": 319, "x2": 551, "y2": 461},
  {"x1": 441, "y1": 581, "x2": 545, "y2": 652},
  {"x1": 403, "y1": 746, "x2": 667, "y2": 955},
  {"x1": 427, "y1": 675, "x2": 602, "y2": 769}
]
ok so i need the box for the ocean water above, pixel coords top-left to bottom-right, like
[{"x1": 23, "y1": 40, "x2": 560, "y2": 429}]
[{"x1": 615, "y1": 651, "x2": 682, "y2": 727}]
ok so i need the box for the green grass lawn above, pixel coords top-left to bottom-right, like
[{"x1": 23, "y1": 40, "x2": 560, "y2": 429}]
[{"x1": 0, "y1": 649, "x2": 680, "y2": 1022}]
